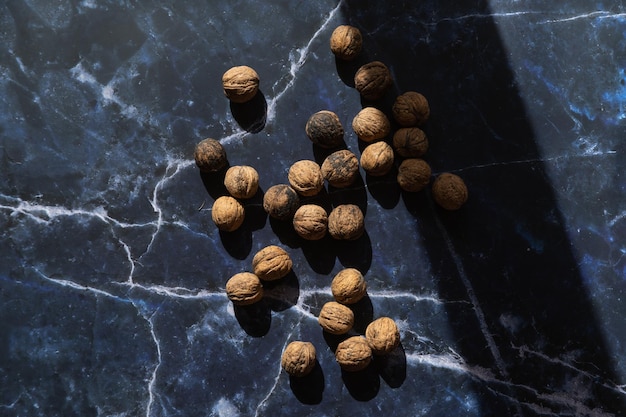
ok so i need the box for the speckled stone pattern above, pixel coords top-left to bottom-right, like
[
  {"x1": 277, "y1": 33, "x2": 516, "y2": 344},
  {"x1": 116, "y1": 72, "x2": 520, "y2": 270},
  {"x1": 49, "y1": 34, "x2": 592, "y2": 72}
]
[{"x1": 1, "y1": 0, "x2": 625, "y2": 416}]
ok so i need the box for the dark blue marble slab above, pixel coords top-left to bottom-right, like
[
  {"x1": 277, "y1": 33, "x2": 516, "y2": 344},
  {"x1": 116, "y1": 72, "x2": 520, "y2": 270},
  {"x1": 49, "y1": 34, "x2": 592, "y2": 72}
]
[{"x1": 1, "y1": 0, "x2": 625, "y2": 416}]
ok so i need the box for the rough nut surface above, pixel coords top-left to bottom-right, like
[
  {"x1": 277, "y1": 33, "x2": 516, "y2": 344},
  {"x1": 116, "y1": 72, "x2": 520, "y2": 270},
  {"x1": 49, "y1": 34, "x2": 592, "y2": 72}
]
[
  {"x1": 263, "y1": 184, "x2": 300, "y2": 220},
  {"x1": 365, "y1": 317, "x2": 400, "y2": 355},
  {"x1": 397, "y1": 158, "x2": 431, "y2": 192},
  {"x1": 352, "y1": 107, "x2": 391, "y2": 143},
  {"x1": 328, "y1": 204, "x2": 364, "y2": 240},
  {"x1": 252, "y1": 245, "x2": 293, "y2": 281},
  {"x1": 321, "y1": 150, "x2": 359, "y2": 188},
  {"x1": 432, "y1": 173, "x2": 468, "y2": 210},
  {"x1": 293, "y1": 204, "x2": 328, "y2": 241},
  {"x1": 224, "y1": 165, "x2": 259, "y2": 199},
  {"x1": 360, "y1": 141, "x2": 394, "y2": 177},
  {"x1": 331, "y1": 268, "x2": 367, "y2": 304},
  {"x1": 393, "y1": 127, "x2": 429, "y2": 157},
  {"x1": 225, "y1": 272, "x2": 263, "y2": 306},
  {"x1": 211, "y1": 196, "x2": 245, "y2": 232},
  {"x1": 330, "y1": 25, "x2": 362, "y2": 61},
  {"x1": 392, "y1": 91, "x2": 430, "y2": 126},
  {"x1": 335, "y1": 336, "x2": 372, "y2": 372},
  {"x1": 354, "y1": 61, "x2": 392, "y2": 101},
  {"x1": 281, "y1": 341, "x2": 317, "y2": 377},
  {"x1": 194, "y1": 138, "x2": 227, "y2": 173},
  {"x1": 318, "y1": 301, "x2": 354, "y2": 335},
  {"x1": 288, "y1": 160, "x2": 324, "y2": 197},
  {"x1": 305, "y1": 110, "x2": 344, "y2": 149},
  {"x1": 222, "y1": 65, "x2": 259, "y2": 103}
]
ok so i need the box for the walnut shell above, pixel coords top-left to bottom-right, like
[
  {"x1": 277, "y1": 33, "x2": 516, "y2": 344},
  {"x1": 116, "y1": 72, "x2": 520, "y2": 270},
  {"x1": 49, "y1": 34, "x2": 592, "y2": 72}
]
[
  {"x1": 318, "y1": 301, "x2": 354, "y2": 335},
  {"x1": 365, "y1": 317, "x2": 400, "y2": 355},
  {"x1": 392, "y1": 91, "x2": 430, "y2": 126},
  {"x1": 335, "y1": 336, "x2": 372, "y2": 372},
  {"x1": 212, "y1": 196, "x2": 245, "y2": 232},
  {"x1": 293, "y1": 204, "x2": 328, "y2": 241},
  {"x1": 321, "y1": 149, "x2": 359, "y2": 188},
  {"x1": 329, "y1": 25, "x2": 362, "y2": 61},
  {"x1": 252, "y1": 245, "x2": 293, "y2": 281},
  {"x1": 305, "y1": 110, "x2": 344, "y2": 149},
  {"x1": 288, "y1": 160, "x2": 324, "y2": 197},
  {"x1": 281, "y1": 341, "x2": 317, "y2": 377},
  {"x1": 397, "y1": 158, "x2": 431, "y2": 192},
  {"x1": 224, "y1": 165, "x2": 259, "y2": 199},
  {"x1": 432, "y1": 173, "x2": 468, "y2": 210},
  {"x1": 222, "y1": 66, "x2": 259, "y2": 103},
  {"x1": 328, "y1": 204, "x2": 364, "y2": 240},
  {"x1": 263, "y1": 184, "x2": 300, "y2": 220},
  {"x1": 331, "y1": 268, "x2": 367, "y2": 304},
  {"x1": 354, "y1": 61, "x2": 392, "y2": 101},
  {"x1": 225, "y1": 272, "x2": 263, "y2": 306},
  {"x1": 392, "y1": 127, "x2": 429, "y2": 158},
  {"x1": 360, "y1": 141, "x2": 394, "y2": 177},
  {"x1": 352, "y1": 107, "x2": 391, "y2": 143},
  {"x1": 194, "y1": 138, "x2": 228, "y2": 173}
]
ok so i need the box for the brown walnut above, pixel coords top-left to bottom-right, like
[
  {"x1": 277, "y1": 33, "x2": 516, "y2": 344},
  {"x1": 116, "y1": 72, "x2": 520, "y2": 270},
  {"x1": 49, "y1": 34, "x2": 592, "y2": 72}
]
[
  {"x1": 432, "y1": 173, "x2": 468, "y2": 210},
  {"x1": 281, "y1": 341, "x2": 317, "y2": 377},
  {"x1": 392, "y1": 91, "x2": 430, "y2": 126},
  {"x1": 211, "y1": 196, "x2": 245, "y2": 232},
  {"x1": 331, "y1": 268, "x2": 367, "y2": 304},
  {"x1": 263, "y1": 184, "x2": 300, "y2": 220},
  {"x1": 293, "y1": 204, "x2": 328, "y2": 241},
  {"x1": 354, "y1": 61, "x2": 392, "y2": 101},
  {"x1": 225, "y1": 272, "x2": 263, "y2": 306},
  {"x1": 305, "y1": 110, "x2": 345, "y2": 149},
  {"x1": 194, "y1": 138, "x2": 228, "y2": 173},
  {"x1": 329, "y1": 25, "x2": 362, "y2": 61},
  {"x1": 365, "y1": 317, "x2": 400, "y2": 355},
  {"x1": 252, "y1": 245, "x2": 293, "y2": 281},
  {"x1": 335, "y1": 336, "x2": 372, "y2": 372},
  {"x1": 222, "y1": 66, "x2": 259, "y2": 103},
  {"x1": 360, "y1": 141, "x2": 394, "y2": 177},
  {"x1": 224, "y1": 165, "x2": 259, "y2": 199},
  {"x1": 328, "y1": 204, "x2": 364, "y2": 240},
  {"x1": 352, "y1": 107, "x2": 391, "y2": 143},
  {"x1": 318, "y1": 301, "x2": 354, "y2": 335},
  {"x1": 288, "y1": 160, "x2": 324, "y2": 197},
  {"x1": 397, "y1": 158, "x2": 431, "y2": 192},
  {"x1": 321, "y1": 149, "x2": 359, "y2": 188},
  {"x1": 392, "y1": 127, "x2": 429, "y2": 158}
]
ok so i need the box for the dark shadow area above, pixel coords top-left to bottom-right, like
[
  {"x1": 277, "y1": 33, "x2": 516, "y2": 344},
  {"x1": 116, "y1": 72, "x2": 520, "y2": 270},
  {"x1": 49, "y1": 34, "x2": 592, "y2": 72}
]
[
  {"x1": 233, "y1": 299, "x2": 271, "y2": 337},
  {"x1": 289, "y1": 360, "x2": 324, "y2": 405},
  {"x1": 335, "y1": 230, "x2": 372, "y2": 274},
  {"x1": 348, "y1": 293, "x2": 374, "y2": 335},
  {"x1": 341, "y1": 364, "x2": 380, "y2": 401},
  {"x1": 365, "y1": 170, "x2": 400, "y2": 209},
  {"x1": 269, "y1": 216, "x2": 301, "y2": 249},
  {"x1": 300, "y1": 235, "x2": 337, "y2": 275},
  {"x1": 342, "y1": 0, "x2": 626, "y2": 415},
  {"x1": 242, "y1": 188, "x2": 268, "y2": 232},
  {"x1": 327, "y1": 175, "x2": 368, "y2": 215},
  {"x1": 311, "y1": 141, "x2": 349, "y2": 165},
  {"x1": 335, "y1": 55, "x2": 367, "y2": 88},
  {"x1": 199, "y1": 166, "x2": 229, "y2": 200},
  {"x1": 263, "y1": 270, "x2": 300, "y2": 312},
  {"x1": 218, "y1": 228, "x2": 252, "y2": 260},
  {"x1": 373, "y1": 343, "x2": 407, "y2": 389},
  {"x1": 229, "y1": 90, "x2": 267, "y2": 133}
]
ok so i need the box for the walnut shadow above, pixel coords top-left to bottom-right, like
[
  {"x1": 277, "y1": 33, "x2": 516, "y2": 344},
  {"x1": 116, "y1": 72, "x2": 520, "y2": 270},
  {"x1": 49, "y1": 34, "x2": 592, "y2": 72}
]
[
  {"x1": 263, "y1": 270, "x2": 300, "y2": 312},
  {"x1": 373, "y1": 342, "x2": 407, "y2": 388},
  {"x1": 289, "y1": 360, "x2": 324, "y2": 405},
  {"x1": 218, "y1": 188, "x2": 267, "y2": 260},
  {"x1": 341, "y1": 364, "x2": 380, "y2": 402},
  {"x1": 199, "y1": 165, "x2": 230, "y2": 200},
  {"x1": 229, "y1": 90, "x2": 267, "y2": 133},
  {"x1": 364, "y1": 169, "x2": 401, "y2": 210},
  {"x1": 233, "y1": 299, "x2": 271, "y2": 337},
  {"x1": 348, "y1": 293, "x2": 374, "y2": 335}
]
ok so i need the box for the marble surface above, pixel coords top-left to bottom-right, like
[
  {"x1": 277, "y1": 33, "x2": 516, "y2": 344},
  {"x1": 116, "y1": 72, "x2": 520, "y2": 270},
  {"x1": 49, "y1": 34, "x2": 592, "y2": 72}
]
[{"x1": 1, "y1": 0, "x2": 625, "y2": 416}]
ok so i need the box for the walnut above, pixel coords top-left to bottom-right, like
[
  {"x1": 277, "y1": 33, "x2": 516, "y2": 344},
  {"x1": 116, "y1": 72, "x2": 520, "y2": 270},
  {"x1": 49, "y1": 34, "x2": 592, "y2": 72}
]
[
  {"x1": 288, "y1": 160, "x2": 324, "y2": 197},
  {"x1": 225, "y1": 272, "x2": 263, "y2": 306},
  {"x1": 360, "y1": 141, "x2": 394, "y2": 177},
  {"x1": 224, "y1": 165, "x2": 259, "y2": 199},
  {"x1": 432, "y1": 173, "x2": 468, "y2": 210},
  {"x1": 194, "y1": 138, "x2": 228, "y2": 173},
  {"x1": 305, "y1": 110, "x2": 345, "y2": 149},
  {"x1": 328, "y1": 204, "x2": 364, "y2": 240},
  {"x1": 365, "y1": 317, "x2": 400, "y2": 355},
  {"x1": 321, "y1": 149, "x2": 359, "y2": 188},
  {"x1": 335, "y1": 336, "x2": 372, "y2": 372},
  {"x1": 211, "y1": 196, "x2": 245, "y2": 232},
  {"x1": 352, "y1": 107, "x2": 391, "y2": 143},
  {"x1": 252, "y1": 245, "x2": 293, "y2": 281},
  {"x1": 222, "y1": 66, "x2": 260, "y2": 103},
  {"x1": 281, "y1": 341, "x2": 317, "y2": 377},
  {"x1": 318, "y1": 301, "x2": 354, "y2": 335},
  {"x1": 392, "y1": 127, "x2": 429, "y2": 158},
  {"x1": 293, "y1": 204, "x2": 328, "y2": 241},
  {"x1": 263, "y1": 184, "x2": 300, "y2": 220},
  {"x1": 331, "y1": 268, "x2": 367, "y2": 304},
  {"x1": 329, "y1": 25, "x2": 362, "y2": 61},
  {"x1": 354, "y1": 61, "x2": 392, "y2": 101},
  {"x1": 392, "y1": 91, "x2": 430, "y2": 126},
  {"x1": 397, "y1": 158, "x2": 431, "y2": 192}
]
